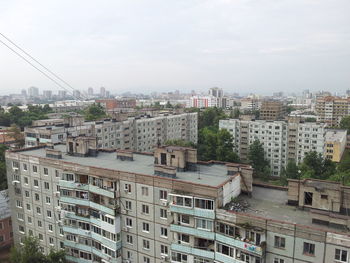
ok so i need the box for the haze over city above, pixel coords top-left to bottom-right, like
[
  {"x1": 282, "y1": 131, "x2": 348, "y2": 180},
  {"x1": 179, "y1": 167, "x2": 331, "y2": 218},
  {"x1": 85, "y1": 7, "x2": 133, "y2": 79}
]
[{"x1": 1, "y1": 0, "x2": 349, "y2": 95}]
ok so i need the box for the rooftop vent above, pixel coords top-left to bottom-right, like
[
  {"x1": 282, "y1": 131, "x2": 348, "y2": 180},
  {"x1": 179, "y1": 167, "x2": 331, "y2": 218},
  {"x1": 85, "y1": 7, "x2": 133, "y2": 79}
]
[
  {"x1": 116, "y1": 150, "x2": 133, "y2": 161},
  {"x1": 46, "y1": 148, "x2": 62, "y2": 159}
]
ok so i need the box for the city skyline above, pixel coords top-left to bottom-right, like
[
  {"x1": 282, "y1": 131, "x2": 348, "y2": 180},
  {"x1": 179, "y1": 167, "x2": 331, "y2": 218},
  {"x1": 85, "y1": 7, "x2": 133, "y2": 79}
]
[{"x1": 0, "y1": 0, "x2": 349, "y2": 96}]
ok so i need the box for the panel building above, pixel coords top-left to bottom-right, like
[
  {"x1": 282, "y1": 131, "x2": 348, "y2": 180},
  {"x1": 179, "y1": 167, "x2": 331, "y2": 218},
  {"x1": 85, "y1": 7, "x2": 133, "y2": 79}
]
[
  {"x1": 24, "y1": 113, "x2": 198, "y2": 152},
  {"x1": 219, "y1": 119, "x2": 327, "y2": 176},
  {"x1": 315, "y1": 96, "x2": 350, "y2": 126},
  {"x1": 6, "y1": 142, "x2": 350, "y2": 263}
]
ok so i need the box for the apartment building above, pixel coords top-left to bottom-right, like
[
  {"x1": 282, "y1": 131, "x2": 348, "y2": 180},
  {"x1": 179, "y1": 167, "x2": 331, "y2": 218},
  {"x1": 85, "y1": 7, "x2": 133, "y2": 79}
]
[
  {"x1": 315, "y1": 96, "x2": 350, "y2": 126},
  {"x1": 6, "y1": 140, "x2": 350, "y2": 263},
  {"x1": 260, "y1": 100, "x2": 286, "y2": 121},
  {"x1": 219, "y1": 119, "x2": 327, "y2": 176},
  {"x1": 0, "y1": 190, "x2": 13, "y2": 249},
  {"x1": 25, "y1": 113, "x2": 198, "y2": 152},
  {"x1": 325, "y1": 129, "x2": 347, "y2": 162}
]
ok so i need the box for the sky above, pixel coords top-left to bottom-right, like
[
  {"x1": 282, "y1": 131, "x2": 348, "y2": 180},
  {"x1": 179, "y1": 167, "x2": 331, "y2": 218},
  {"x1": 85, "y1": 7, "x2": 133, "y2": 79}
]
[{"x1": 0, "y1": 0, "x2": 349, "y2": 96}]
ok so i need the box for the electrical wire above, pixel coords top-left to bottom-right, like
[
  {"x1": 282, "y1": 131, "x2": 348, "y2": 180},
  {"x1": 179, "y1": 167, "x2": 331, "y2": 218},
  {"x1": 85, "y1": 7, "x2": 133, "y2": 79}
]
[{"x1": 0, "y1": 33, "x2": 87, "y2": 100}]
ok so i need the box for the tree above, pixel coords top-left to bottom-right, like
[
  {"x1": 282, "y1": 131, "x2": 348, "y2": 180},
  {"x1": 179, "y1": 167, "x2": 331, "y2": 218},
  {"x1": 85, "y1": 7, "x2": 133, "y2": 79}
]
[
  {"x1": 304, "y1": 117, "x2": 316, "y2": 122},
  {"x1": 198, "y1": 107, "x2": 227, "y2": 129},
  {"x1": 230, "y1": 108, "x2": 240, "y2": 119},
  {"x1": 165, "y1": 101, "x2": 173, "y2": 108},
  {"x1": 340, "y1": 116, "x2": 350, "y2": 133},
  {"x1": 10, "y1": 236, "x2": 66, "y2": 263},
  {"x1": 248, "y1": 139, "x2": 270, "y2": 179},
  {"x1": 281, "y1": 160, "x2": 299, "y2": 179},
  {"x1": 215, "y1": 129, "x2": 240, "y2": 162},
  {"x1": 84, "y1": 103, "x2": 107, "y2": 121},
  {"x1": 8, "y1": 124, "x2": 25, "y2": 148},
  {"x1": 0, "y1": 144, "x2": 7, "y2": 190},
  {"x1": 299, "y1": 151, "x2": 336, "y2": 180}
]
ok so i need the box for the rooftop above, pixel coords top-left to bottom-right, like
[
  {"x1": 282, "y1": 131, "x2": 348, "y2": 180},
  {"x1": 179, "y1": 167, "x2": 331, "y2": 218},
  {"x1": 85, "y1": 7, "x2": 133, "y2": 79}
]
[
  {"x1": 234, "y1": 186, "x2": 349, "y2": 233},
  {"x1": 325, "y1": 129, "x2": 347, "y2": 142},
  {"x1": 18, "y1": 144, "x2": 233, "y2": 187}
]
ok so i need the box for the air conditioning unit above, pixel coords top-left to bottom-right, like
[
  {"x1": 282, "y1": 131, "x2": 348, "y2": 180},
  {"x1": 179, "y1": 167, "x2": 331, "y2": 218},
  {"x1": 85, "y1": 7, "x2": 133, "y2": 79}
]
[
  {"x1": 121, "y1": 209, "x2": 127, "y2": 214},
  {"x1": 13, "y1": 167, "x2": 19, "y2": 172},
  {"x1": 55, "y1": 206, "x2": 61, "y2": 212},
  {"x1": 161, "y1": 200, "x2": 168, "y2": 206},
  {"x1": 55, "y1": 191, "x2": 60, "y2": 197},
  {"x1": 122, "y1": 227, "x2": 128, "y2": 231}
]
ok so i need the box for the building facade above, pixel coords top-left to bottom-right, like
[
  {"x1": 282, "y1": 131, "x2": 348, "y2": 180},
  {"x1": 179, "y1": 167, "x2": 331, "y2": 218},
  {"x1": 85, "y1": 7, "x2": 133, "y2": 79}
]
[
  {"x1": 6, "y1": 143, "x2": 350, "y2": 263},
  {"x1": 24, "y1": 113, "x2": 198, "y2": 152},
  {"x1": 260, "y1": 100, "x2": 286, "y2": 121},
  {"x1": 315, "y1": 96, "x2": 350, "y2": 126},
  {"x1": 219, "y1": 119, "x2": 327, "y2": 176},
  {"x1": 0, "y1": 190, "x2": 13, "y2": 249}
]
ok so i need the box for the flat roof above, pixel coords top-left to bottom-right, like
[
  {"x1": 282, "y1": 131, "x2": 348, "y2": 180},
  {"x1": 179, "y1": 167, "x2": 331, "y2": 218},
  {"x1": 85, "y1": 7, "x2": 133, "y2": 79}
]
[
  {"x1": 325, "y1": 129, "x2": 347, "y2": 142},
  {"x1": 235, "y1": 186, "x2": 349, "y2": 233},
  {"x1": 18, "y1": 145, "x2": 232, "y2": 187}
]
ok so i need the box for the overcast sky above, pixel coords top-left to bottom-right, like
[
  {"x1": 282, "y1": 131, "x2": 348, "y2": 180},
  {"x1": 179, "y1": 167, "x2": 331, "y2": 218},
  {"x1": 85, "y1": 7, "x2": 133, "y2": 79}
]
[{"x1": 0, "y1": 0, "x2": 349, "y2": 96}]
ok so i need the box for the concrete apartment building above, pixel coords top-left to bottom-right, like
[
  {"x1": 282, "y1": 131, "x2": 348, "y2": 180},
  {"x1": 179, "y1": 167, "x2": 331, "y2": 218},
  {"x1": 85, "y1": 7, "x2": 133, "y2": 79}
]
[
  {"x1": 325, "y1": 129, "x2": 348, "y2": 162},
  {"x1": 6, "y1": 140, "x2": 350, "y2": 263},
  {"x1": 259, "y1": 100, "x2": 286, "y2": 121},
  {"x1": 315, "y1": 96, "x2": 350, "y2": 126},
  {"x1": 25, "y1": 113, "x2": 198, "y2": 152},
  {"x1": 219, "y1": 119, "x2": 327, "y2": 176}
]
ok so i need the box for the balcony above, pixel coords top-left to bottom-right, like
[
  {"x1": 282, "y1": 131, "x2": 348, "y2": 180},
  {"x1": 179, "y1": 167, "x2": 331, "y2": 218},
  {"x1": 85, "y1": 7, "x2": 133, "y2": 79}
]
[
  {"x1": 59, "y1": 181, "x2": 115, "y2": 199},
  {"x1": 171, "y1": 243, "x2": 215, "y2": 260},
  {"x1": 170, "y1": 224, "x2": 215, "y2": 240},
  {"x1": 169, "y1": 205, "x2": 215, "y2": 219},
  {"x1": 59, "y1": 180, "x2": 89, "y2": 191},
  {"x1": 215, "y1": 233, "x2": 265, "y2": 256}
]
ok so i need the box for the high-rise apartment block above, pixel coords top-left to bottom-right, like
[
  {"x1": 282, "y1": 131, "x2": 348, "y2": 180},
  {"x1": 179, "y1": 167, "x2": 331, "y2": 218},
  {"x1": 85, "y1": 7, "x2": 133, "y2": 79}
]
[
  {"x1": 6, "y1": 143, "x2": 350, "y2": 263},
  {"x1": 24, "y1": 113, "x2": 198, "y2": 152},
  {"x1": 28, "y1": 86, "x2": 39, "y2": 98},
  {"x1": 219, "y1": 119, "x2": 327, "y2": 176},
  {"x1": 260, "y1": 100, "x2": 286, "y2": 121},
  {"x1": 315, "y1": 96, "x2": 350, "y2": 126}
]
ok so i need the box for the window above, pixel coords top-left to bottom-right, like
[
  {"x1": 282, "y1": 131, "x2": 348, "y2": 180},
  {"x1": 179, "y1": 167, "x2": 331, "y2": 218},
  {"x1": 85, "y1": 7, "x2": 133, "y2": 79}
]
[
  {"x1": 196, "y1": 219, "x2": 213, "y2": 231},
  {"x1": 142, "y1": 204, "x2": 149, "y2": 214},
  {"x1": 23, "y1": 163, "x2": 28, "y2": 171},
  {"x1": 303, "y1": 242, "x2": 315, "y2": 256},
  {"x1": 143, "y1": 257, "x2": 150, "y2": 263},
  {"x1": 18, "y1": 225, "x2": 25, "y2": 233},
  {"x1": 16, "y1": 200, "x2": 22, "y2": 208},
  {"x1": 49, "y1": 237, "x2": 54, "y2": 244},
  {"x1": 160, "y1": 227, "x2": 168, "y2": 238},
  {"x1": 17, "y1": 213, "x2": 24, "y2": 221},
  {"x1": 141, "y1": 186, "x2": 149, "y2": 196},
  {"x1": 33, "y1": 165, "x2": 38, "y2": 173},
  {"x1": 36, "y1": 207, "x2": 41, "y2": 215},
  {"x1": 217, "y1": 222, "x2": 239, "y2": 237},
  {"x1": 38, "y1": 233, "x2": 43, "y2": 241},
  {"x1": 25, "y1": 191, "x2": 29, "y2": 198},
  {"x1": 126, "y1": 218, "x2": 133, "y2": 228},
  {"x1": 44, "y1": 168, "x2": 49, "y2": 175},
  {"x1": 44, "y1": 182, "x2": 50, "y2": 190},
  {"x1": 195, "y1": 198, "x2": 214, "y2": 210},
  {"x1": 0, "y1": 236, "x2": 4, "y2": 242},
  {"x1": 274, "y1": 236, "x2": 285, "y2": 249},
  {"x1": 161, "y1": 244, "x2": 169, "y2": 255},
  {"x1": 125, "y1": 200, "x2": 132, "y2": 210},
  {"x1": 321, "y1": 194, "x2": 328, "y2": 200},
  {"x1": 335, "y1": 248, "x2": 348, "y2": 262},
  {"x1": 24, "y1": 177, "x2": 29, "y2": 184},
  {"x1": 27, "y1": 216, "x2": 32, "y2": 224},
  {"x1": 172, "y1": 252, "x2": 187, "y2": 263},
  {"x1": 142, "y1": 222, "x2": 150, "y2": 232},
  {"x1": 35, "y1": 193, "x2": 40, "y2": 201},
  {"x1": 217, "y1": 243, "x2": 234, "y2": 257},
  {"x1": 48, "y1": 224, "x2": 53, "y2": 232},
  {"x1": 178, "y1": 214, "x2": 190, "y2": 225},
  {"x1": 34, "y1": 180, "x2": 39, "y2": 187},
  {"x1": 61, "y1": 173, "x2": 74, "y2": 181},
  {"x1": 46, "y1": 196, "x2": 51, "y2": 204},
  {"x1": 178, "y1": 233, "x2": 189, "y2": 243},
  {"x1": 160, "y1": 190, "x2": 168, "y2": 200},
  {"x1": 124, "y1": 183, "x2": 131, "y2": 193},
  {"x1": 160, "y1": 208, "x2": 167, "y2": 219},
  {"x1": 126, "y1": 234, "x2": 133, "y2": 244},
  {"x1": 47, "y1": 210, "x2": 52, "y2": 218},
  {"x1": 143, "y1": 239, "x2": 150, "y2": 250},
  {"x1": 26, "y1": 204, "x2": 31, "y2": 211},
  {"x1": 55, "y1": 170, "x2": 60, "y2": 177},
  {"x1": 173, "y1": 196, "x2": 192, "y2": 207}
]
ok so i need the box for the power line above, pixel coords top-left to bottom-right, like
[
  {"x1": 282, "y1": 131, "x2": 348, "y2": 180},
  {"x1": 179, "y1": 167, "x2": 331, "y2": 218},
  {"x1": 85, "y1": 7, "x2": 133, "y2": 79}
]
[
  {"x1": 0, "y1": 38, "x2": 80, "y2": 100},
  {"x1": 0, "y1": 33, "x2": 88, "y2": 100}
]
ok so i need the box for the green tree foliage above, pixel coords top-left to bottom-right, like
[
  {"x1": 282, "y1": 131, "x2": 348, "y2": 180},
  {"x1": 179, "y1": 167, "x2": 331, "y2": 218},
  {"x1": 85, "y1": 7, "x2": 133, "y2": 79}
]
[
  {"x1": 281, "y1": 160, "x2": 299, "y2": 179},
  {"x1": 10, "y1": 236, "x2": 66, "y2": 263},
  {"x1": 248, "y1": 140, "x2": 270, "y2": 179},
  {"x1": 299, "y1": 151, "x2": 336, "y2": 180},
  {"x1": 304, "y1": 117, "x2": 316, "y2": 122},
  {"x1": 0, "y1": 104, "x2": 52, "y2": 128},
  {"x1": 230, "y1": 108, "x2": 240, "y2": 118},
  {"x1": 0, "y1": 144, "x2": 7, "y2": 190},
  {"x1": 8, "y1": 124, "x2": 25, "y2": 148},
  {"x1": 198, "y1": 107, "x2": 227, "y2": 129},
  {"x1": 198, "y1": 128, "x2": 239, "y2": 162},
  {"x1": 84, "y1": 103, "x2": 107, "y2": 121},
  {"x1": 340, "y1": 116, "x2": 350, "y2": 133},
  {"x1": 165, "y1": 139, "x2": 196, "y2": 148}
]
